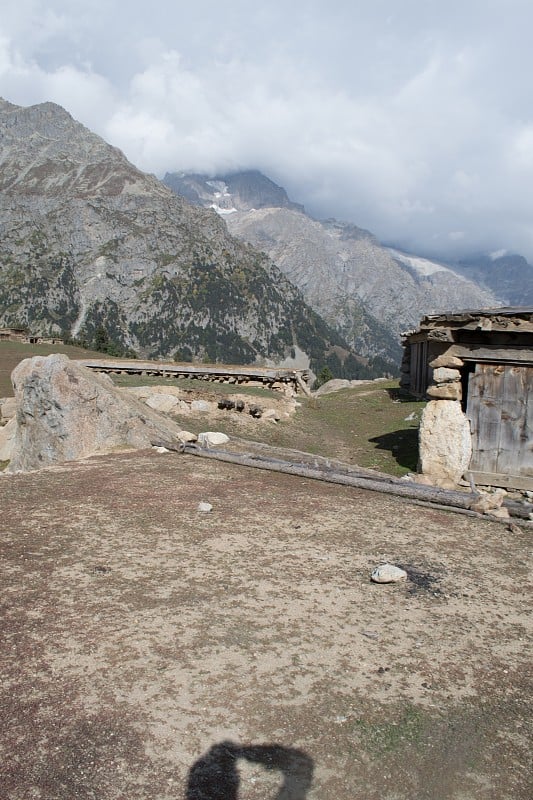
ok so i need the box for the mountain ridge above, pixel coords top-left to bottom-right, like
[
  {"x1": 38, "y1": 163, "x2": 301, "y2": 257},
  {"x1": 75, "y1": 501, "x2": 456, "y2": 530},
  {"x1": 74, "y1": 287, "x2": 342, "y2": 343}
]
[
  {"x1": 0, "y1": 98, "x2": 373, "y2": 377},
  {"x1": 164, "y1": 170, "x2": 499, "y2": 364}
]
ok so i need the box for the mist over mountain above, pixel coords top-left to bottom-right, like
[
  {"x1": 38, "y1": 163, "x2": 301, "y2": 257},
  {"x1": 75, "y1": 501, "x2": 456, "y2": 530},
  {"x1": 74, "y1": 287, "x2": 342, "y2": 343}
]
[
  {"x1": 0, "y1": 98, "x2": 368, "y2": 376},
  {"x1": 164, "y1": 170, "x2": 500, "y2": 365}
]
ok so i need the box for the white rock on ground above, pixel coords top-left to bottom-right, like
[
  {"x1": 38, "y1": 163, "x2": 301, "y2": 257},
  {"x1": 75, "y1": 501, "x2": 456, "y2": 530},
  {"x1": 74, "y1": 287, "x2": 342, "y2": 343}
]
[
  {"x1": 197, "y1": 431, "x2": 230, "y2": 447},
  {"x1": 371, "y1": 564, "x2": 408, "y2": 583},
  {"x1": 197, "y1": 502, "x2": 213, "y2": 512}
]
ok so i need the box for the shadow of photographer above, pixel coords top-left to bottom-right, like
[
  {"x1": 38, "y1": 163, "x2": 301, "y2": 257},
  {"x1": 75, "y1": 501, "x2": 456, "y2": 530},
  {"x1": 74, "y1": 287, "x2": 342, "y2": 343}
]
[{"x1": 186, "y1": 739, "x2": 313, "y2": 799}]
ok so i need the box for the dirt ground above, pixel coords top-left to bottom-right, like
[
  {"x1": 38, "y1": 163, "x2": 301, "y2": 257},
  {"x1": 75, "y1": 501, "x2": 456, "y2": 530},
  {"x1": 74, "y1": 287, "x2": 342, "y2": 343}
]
[{"x1": 1, "y1": 449, "x2": 531, "y2": 799}]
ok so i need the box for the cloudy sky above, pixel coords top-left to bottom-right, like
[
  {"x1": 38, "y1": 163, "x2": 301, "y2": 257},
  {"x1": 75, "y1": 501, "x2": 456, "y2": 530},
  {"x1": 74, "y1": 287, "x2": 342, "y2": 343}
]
[{"x1": 1, "y1": 0, "x2": 532, "y2": 260}]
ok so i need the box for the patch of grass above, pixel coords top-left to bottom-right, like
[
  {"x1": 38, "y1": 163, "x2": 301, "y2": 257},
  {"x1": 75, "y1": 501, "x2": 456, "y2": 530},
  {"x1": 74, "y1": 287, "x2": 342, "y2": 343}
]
[
  {"x1": 354, "y1": 705, "x2": 425, "y2": 755},
  {"x1": 212, "y1": 381, "x2": 425, "y2": 476},
  {"x1": 0, "y1": 459, "x2": 10, "y2": 471},
  {"x1": 0, "y1": 341, "x2": 106, "y2": 397}
]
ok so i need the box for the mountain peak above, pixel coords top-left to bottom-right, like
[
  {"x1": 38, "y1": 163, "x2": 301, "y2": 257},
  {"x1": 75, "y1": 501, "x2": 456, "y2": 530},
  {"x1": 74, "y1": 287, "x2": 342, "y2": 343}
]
[
  {"x1": 0, "y1": 97, "x2": 167, "y2": 199},
  {"x1": 163, "y1": 169, "x2": 305, "y2": 214}
]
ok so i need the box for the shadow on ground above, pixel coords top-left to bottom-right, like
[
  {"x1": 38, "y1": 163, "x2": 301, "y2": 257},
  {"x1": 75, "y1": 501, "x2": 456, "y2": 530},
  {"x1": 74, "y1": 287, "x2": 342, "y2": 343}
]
[
  {"x1": 186, "y1": 740, "x2": 313, "y2": 799},
  {"x1": 369, "y1": 427, "x2": 419, "y2": 472}
]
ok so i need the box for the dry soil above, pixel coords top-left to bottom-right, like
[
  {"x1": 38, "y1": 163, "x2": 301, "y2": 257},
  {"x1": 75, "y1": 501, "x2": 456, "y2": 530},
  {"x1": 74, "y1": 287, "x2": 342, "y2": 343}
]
[{"x1": 0, "y1": 449, "x2": 531, "y2": 799}]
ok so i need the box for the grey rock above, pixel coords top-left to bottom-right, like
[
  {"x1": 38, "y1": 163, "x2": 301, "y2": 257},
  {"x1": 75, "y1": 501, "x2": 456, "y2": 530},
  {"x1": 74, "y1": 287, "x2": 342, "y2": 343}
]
[
  {"x1": 315, "y1": 379, "x2": 352, "y2": 396},
  {"x1": 262, "y1": 408, "x2": 281, "y2": 422},
  {"x1": 7, "y1": 354, "x2": 185, "y2": 472},
  {"x1": 197, "y1": 501, "x2": 213, "y2": 513},
  {"x1": 145, "y1": 393, "x2": 180, "y2": 413},
  {"x1": 429, "y1": 354, "x2": 464, "y2": 369},
  {"x1": 426, "y1": 383, "x2": 462, "y2": 401}
]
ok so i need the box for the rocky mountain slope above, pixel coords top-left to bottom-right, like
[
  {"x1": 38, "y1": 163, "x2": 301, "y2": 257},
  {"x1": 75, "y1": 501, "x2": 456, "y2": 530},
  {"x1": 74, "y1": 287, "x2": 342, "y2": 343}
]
[
  {"x1": 0, "y1": 99, "x2": 364, "y2": 374},
  {"x1": 164, "y1": 171, "x2": 499, "y2": 365},
  {"x1": 454, "y1": 253, "x2": 533, "y2": 306}
]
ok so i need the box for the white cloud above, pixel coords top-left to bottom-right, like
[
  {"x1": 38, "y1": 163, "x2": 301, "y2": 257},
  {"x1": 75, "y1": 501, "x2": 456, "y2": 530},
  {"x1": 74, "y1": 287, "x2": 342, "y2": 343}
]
[{"x1": 1, "y1": 1, "x2": 533, "y2": 260}]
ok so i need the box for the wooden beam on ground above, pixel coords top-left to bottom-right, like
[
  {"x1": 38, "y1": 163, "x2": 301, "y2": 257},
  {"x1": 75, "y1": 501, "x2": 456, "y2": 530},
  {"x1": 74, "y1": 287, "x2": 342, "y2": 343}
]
[{"x1": 151, "y1": 439, "x2": 533, "y2": 521}]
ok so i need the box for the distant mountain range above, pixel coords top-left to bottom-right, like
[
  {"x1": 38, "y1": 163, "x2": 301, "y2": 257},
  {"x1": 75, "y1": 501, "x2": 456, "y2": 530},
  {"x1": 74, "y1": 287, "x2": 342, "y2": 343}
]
[
  {"x1": 0, "y1": 99, "x2": 371, "y2": 377},
  {"x1": 164, "y1": 171, "x2": 511, "y2": 366}
]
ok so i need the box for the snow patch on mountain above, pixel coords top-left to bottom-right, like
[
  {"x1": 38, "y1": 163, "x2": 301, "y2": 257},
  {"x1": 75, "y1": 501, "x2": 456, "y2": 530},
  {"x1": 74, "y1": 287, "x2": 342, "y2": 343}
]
[
  {"x1": 387, "y1": 249, "x2": 457, "y2": 278},
  {"x1": 210, "y1": 203, "x2": 238, "y2": 215}
]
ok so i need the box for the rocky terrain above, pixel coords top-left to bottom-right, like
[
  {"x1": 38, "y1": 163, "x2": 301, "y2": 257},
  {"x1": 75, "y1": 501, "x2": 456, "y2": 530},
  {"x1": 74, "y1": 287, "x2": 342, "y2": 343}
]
[
  {"x1": 165, "y1": 171, "x2": 499, "y2": 367},
  {"x1": 0, "y1": 99, "x2": 358, "y2": 375}
]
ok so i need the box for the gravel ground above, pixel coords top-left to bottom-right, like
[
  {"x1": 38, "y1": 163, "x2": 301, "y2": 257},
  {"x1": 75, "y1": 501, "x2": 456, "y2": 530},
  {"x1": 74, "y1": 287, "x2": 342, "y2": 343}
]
[{"x1": 1, "y1": 449, "x2": 531, "y2": 799}]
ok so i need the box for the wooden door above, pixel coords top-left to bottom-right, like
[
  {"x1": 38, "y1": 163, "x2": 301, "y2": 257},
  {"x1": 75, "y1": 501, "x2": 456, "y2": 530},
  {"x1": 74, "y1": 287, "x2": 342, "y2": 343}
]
[{"x1": 466, "y1": 363, "x2": 533, "y2": 489}]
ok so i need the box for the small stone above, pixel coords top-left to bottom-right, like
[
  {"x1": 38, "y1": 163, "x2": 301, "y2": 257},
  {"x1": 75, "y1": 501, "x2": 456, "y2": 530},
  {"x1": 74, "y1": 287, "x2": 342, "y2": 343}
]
[
  {"x1": 371, "y1": 564, "x2": 408, "y2": 583},
  {"x1": 262, "y1": 409, "x2": 280, "y2": 422},
  {"x1": 177, "y1": 430, "x2": 197, "y2": 443},
  {"x1": 426, "y1": 382, "x2": 462, "y2": 400},
  {"x1": 197, "y1": 502, "x2": 213, "y2": 513},
  {"x1": 487, "y1": 506, "x2": 510, "y2": 520},
  {"x1": 190, "y1": 400, "x2": 210, "y2": 412},
  {"x1": 507, "y1": 522, "x2": 523, "y2": 535},
  {"x1": 145, "y1": 393, "x2": 180, "y2": 413},
  {"x1": 429, "y1": 354, "x2": 464, "y2": 369},
  {"x1": 0, "y1": 416, "x2": 16, "y2": 461},
  {"x1": 470, "y1": 488, "x2": 507, "y2": 514},
  {"x1": 198, "y1": 431, "x2": 230, "y2": 447},
  {"x1": 153, "y1": 446, "x2": 170, "y2": 453},
  {"x1": 432, "y1": 367, "x2": 461, "y2": 384}
]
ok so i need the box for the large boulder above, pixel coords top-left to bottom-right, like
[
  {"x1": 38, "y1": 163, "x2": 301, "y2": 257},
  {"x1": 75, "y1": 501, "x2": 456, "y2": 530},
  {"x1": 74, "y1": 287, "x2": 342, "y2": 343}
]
[
  {"x1": 7, "y1": 354, "x2": 185, "y2": 472},
  {"x1": 418, "y1": 400, "x2": 472, "y2": 486}
]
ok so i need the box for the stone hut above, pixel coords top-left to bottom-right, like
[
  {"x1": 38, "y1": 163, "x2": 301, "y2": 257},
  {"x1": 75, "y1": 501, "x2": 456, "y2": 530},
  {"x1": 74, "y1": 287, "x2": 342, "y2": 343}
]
[{"x1": 401, "y1": 307, "x2": 533, "y2": 490}]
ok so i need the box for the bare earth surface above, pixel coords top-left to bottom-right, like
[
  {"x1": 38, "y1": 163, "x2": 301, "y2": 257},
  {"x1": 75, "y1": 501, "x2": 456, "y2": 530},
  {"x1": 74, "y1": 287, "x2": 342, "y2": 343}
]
[{"x1": 1, "y1": 449, "x2": 531, "y2": 799}]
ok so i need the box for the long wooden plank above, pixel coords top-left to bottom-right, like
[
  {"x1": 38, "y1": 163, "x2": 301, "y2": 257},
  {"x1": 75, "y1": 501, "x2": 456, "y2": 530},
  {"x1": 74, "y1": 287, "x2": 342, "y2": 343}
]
[{"x1": 469, "y1": 470, "x2": 533, "y2": 492}]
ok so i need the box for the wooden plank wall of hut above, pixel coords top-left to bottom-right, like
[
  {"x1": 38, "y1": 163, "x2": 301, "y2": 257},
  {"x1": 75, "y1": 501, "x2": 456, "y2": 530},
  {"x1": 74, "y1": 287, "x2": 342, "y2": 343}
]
[{"x1": 467, "y1": 363, "x2": 533, "y2": 487}]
